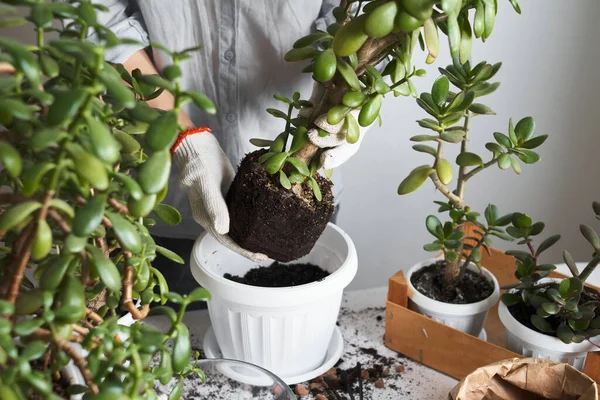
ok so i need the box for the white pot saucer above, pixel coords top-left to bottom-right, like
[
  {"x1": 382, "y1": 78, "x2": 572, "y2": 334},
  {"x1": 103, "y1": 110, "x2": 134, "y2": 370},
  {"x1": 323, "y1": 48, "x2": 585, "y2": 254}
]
[{"x1": 203, "y1": 325, "x2": 344, "y2": 385}]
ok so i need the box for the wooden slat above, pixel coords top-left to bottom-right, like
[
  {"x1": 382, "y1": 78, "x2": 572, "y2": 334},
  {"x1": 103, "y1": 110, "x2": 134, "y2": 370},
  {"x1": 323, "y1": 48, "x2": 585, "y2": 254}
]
[
  {"x1": 584, "y1": 352, "x2": 600, "y2": 382},
  {"x1": 385, "y1": 300, "x2": 519, "y2": 380},
  {"x1": 387, "y1": 270, "x2": 409, "y2": 308}
]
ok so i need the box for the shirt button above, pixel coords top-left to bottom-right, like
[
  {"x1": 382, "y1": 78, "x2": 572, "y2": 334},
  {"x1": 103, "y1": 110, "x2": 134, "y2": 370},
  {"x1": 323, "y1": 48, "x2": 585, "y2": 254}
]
[
  {"x1": 226, "y1": 113, "x2": 236, "y2": 123},
  {"x1": 224, "y1": 50, "x2": 234, "y2": 61}
]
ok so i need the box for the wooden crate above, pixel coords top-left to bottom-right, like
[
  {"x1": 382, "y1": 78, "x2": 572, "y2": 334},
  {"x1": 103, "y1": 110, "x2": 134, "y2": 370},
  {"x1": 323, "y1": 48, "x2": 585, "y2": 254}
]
[{"x1": 384, "y1": 233, "x2": 600, "y2": 382}]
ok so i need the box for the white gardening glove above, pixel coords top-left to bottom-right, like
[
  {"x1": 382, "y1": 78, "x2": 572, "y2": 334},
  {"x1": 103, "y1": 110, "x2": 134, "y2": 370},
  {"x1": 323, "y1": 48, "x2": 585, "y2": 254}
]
[
  {"x1": 172, "y1": 128, "x2": 267, "y2": 262},
  {"x1": 300, "y1": 83, "x2": 373, "y2": 169},
  {"x1": 307, "y1": 109, "x2": 371, "y2": 169}
]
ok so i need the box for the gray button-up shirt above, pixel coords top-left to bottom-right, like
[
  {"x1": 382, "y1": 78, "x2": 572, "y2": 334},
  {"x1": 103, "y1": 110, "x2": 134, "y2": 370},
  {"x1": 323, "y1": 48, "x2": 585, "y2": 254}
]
[{"x1": 93, "y1": 0, "x2": 341, "y2": 239}]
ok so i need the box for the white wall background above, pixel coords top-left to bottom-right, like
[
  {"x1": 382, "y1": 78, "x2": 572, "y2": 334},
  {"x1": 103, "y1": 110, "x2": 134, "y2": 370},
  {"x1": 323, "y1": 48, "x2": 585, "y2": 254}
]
[
  {"x1": 4, "y1": 1, "x2": 600, "y2": 290},
  {"x1": 338, "y1": 0, "x2": 600, "y2": 289}
]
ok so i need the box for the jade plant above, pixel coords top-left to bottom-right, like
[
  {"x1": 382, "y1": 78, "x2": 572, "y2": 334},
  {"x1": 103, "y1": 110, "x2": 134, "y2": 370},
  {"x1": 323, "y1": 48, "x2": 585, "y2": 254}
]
[
  {"x1": 253, "y1": 0, "x2": 523, "y2": 194},
  {"x1": 501, "y1": 204, "x2": 600, "y2": 344},
  {"x1": 228, "y1": 0, "x2": 524, "y2": 261},
  {"x1": 0, "y1": 1, "x2": 215, "y2": 398},
  {"x1": 397, "y1": 60, "x2": 548, "y2": 292}
]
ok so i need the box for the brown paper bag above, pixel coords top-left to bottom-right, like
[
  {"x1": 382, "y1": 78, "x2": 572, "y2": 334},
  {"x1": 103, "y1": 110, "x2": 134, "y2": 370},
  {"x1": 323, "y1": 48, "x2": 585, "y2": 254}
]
[{"x1": 449, "y1": 358, "x2": 598, "y2": 400}]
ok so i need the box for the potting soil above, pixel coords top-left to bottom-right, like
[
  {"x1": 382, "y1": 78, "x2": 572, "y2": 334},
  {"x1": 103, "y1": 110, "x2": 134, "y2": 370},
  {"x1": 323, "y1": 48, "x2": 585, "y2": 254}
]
[
  {"x1": 410, "y1": 260, "x2": 494, "y2": 304},
  {"x1": 224, "y1": 262, "x2": 329, "y2": 287}
]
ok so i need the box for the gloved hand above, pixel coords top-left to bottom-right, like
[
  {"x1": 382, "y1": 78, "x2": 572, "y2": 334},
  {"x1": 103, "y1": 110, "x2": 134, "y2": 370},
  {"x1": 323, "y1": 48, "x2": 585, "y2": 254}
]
[
  {"x1": 307, "y1": 109, "x2": 370, "y2": 169},
  {"x1": 171, "y1": 128, "x2": 267, "y2": 262},
  {"x1": 300, "y1": 83, "x2": 373, "y2": 170}
]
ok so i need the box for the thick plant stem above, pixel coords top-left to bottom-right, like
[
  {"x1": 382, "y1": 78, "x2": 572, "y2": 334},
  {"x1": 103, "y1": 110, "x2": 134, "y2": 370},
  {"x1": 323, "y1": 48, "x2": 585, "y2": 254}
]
[
  {"x1": 85, "y1": 308, "x2": 104, "y2": 325},
  {"x1": 2, "y1": 224, "x2": 35, "y2": 302},
  {"x1": 293, "y1": 32, "x2": 407, "y2": 166},
  {"x1": 456, "y1": 112, "x2": 471, "y2": 200},
  {"x1": 33, "y1": 328, "x2": 99, "y2": 394},
  {"x1": 430, "y1": 172, "x2": 464, "y2": 209},
  {"x1": 122, "y1": 264, "x2": 149, "y2": 319},
  {"x1": 47, "y1": 209, "x2": 71, "y2": 233},
  {"x1": 4, "y1": 192, "x2": 53, "y2": 302},
  {"x1": 444, "y1": 225, "x2": 465, "y2": 290},
  {"x1": 443, "y1": 113, "x2": 472, "y2": 290},
  {"x1": 460, "y1": 232, "x2": 488, "y2": 277}
]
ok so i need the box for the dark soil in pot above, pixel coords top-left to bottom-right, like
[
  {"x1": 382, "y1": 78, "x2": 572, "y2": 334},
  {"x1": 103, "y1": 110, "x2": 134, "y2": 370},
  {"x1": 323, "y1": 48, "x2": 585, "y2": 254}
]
[
  {"x1": 224, "y1": 262, "x2": 329, "y2": 287},
  {"x1": 508, "y1": 286, "x2": 600, "y2": 337},
  {"x1": 226, "y1": 150, "x2": 335, "y2": 263},
  {"x1": 30, "y1": 359, "x2": 70, "y2": 399},
  {"x1": 410, "y1": 260, "x2": 494, "y2": 304}
]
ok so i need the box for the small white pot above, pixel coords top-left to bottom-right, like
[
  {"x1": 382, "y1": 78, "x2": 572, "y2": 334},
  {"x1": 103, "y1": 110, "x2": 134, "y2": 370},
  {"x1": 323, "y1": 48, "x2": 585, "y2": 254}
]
[
  {"x1": 498, "y1": 292, "x2": 599, "y2": 371},
  {"x1": 190, "y1": 223, "x2": 358, "y2": 378},
  {"x1": 406, "y1": 258, "x2": 500, "y2": 337}
]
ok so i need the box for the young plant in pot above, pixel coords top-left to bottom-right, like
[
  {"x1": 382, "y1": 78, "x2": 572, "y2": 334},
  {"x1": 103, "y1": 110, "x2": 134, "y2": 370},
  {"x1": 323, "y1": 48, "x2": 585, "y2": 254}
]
[
  {"x1": 0, "y1": 1, "x2": 214, "y2": 398},
  {"x1": 397, "y1": 60, "x2": 548, "y2": 337},
  {"x1": 499, "y1": 204, "x2": 600, "y2": 371},
  {"x1": 193, "y1": 0, "x2": 523, "y2": 382}
]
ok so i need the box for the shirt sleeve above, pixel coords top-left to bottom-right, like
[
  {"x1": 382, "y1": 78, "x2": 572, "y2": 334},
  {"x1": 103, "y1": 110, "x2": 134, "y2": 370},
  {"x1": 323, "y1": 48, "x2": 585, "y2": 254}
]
[
  {"x1": 87, "y1": 0, "x2": 150, "y2": 64},
  {"x1": 314, "y1": 0, "x2": 338, "y2": 32}
]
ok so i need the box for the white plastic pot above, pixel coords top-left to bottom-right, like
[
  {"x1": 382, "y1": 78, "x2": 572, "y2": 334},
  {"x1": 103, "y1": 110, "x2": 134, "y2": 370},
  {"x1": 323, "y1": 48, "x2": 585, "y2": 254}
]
[
  {"x1": 406, "y1": 258, "x2": 500, "y2": 337},
  {"x1": 190, "y1": 223, "x2": 358, "y2": 378},
  {"x1": 498, "y1": 290, "x2": 600, "y2": 371}
]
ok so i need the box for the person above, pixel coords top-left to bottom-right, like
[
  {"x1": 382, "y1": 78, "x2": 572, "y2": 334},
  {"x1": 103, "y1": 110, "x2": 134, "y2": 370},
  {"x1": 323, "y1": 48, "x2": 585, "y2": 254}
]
[{"x1": 90, "y1": 0, "x2": 370, "y2": 307}]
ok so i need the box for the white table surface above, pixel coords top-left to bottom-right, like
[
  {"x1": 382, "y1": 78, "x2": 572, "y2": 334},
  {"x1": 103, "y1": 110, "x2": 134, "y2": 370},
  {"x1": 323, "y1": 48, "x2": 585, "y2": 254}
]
[{"x1": 148, "y1": 287, "x2": 457, "y2": 399}]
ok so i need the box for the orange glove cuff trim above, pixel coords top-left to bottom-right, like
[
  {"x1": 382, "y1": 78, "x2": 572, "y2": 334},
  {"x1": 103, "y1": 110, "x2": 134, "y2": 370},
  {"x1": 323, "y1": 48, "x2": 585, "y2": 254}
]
[{"x1": 170, "y1": 127, "x2": 213, "y2": 155}]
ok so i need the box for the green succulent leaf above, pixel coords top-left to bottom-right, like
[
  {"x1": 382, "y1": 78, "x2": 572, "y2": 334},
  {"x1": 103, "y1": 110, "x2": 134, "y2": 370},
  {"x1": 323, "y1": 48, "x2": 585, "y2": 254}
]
[
  {"x1": 307, "y1": 177, "x2": 323, "y2": 201},
  {"x1": 431, "y1": 76, "x2": 450, "y2": 107},
  {"x1": 398, "y1": 165, "x2": 434, "y2": 195},
  {"x1": 497, "y1": 154, "x2": 511, "y2": 170},
  {"x1": 412, "y1": 144, "x2": 437, "y2": 156},
  {"x1": 569, "y1": 318, "x2": 590, "y2": 332},
  {"x1": 520, "y1": 135, "x2": 547, "y2": 149},
  {"x1": 139, "y1": 149, "x2": 171, "y2": 194},
  {"x1": 501, "y1": 293, "x2": 521, "y2": 307},
  {"x1": 286, "y1": 157, "x2": 310, "y2": 176},
  {"x1": 541, "y1": 302, "x2": 559, "y2": 315},
  {"x1": 456, "y1": 152, "x2": 483, "y2": 167},
  {"x1": 530, "y1": 314, "x2": 553, "y2": 333},
  {"x1": 536, "y1": 234, "x2": 560, "y2": 257},
  {"x1": 469, "y1": 103, "x2": 495, "y2": 115},
  {"x1": 423, "y1": 242, "x2": 443, "y2": 252},
  {"x1": 187, "y1": 288, "x2": 211, "y2": 303},
  {"x1": 514, "y1": 116, "x2": 535, "y2": 143},
  {"x1": 87, "y1": 245, "x2": 121, "y2": 292},
  {"x1": 0, "y1": 37, "x2": 41, "y2": 85},
  {"x1": 440, "y1": 131, "x2": 464, "y2": 143},
  {"x1": 153, "y1": 204, "x2": 182, "y2": 227},
  {"x1": 336, "y1": 59, "x2": 361, "y2": 92},
  {"x1": 185, "y1": 91, "x2": 216, "y2": 114},
  {"x1": 145, "y1": 110, "x2": 178, "y2": 152},
  {"x1": 410, "y1": 134, "x2": 438, "y2": 142},
  {"x1": 514, "y1": 149, "x2": 540, "y2": 164},
  {"x1": 494, "y1": 132, "x2": 512, "y2": 148},
  {"x1": 580, "y1": 224, "x2": 600, "y2": 250},
  {"x1": 264, "y1": 152, "x2": 288, "y2": 174},
  {"x1": 345, "y1": 112, "x2": 360, "y2": 144},
  {"x1": 425, "y1": 215, "x2": 442, "y2": 239}
]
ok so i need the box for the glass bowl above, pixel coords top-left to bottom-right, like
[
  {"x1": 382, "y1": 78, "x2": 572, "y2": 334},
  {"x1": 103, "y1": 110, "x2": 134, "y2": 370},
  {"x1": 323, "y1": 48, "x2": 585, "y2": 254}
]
[{"x1": 182, "y1": 359, "x2": 295, "y2": 399}]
